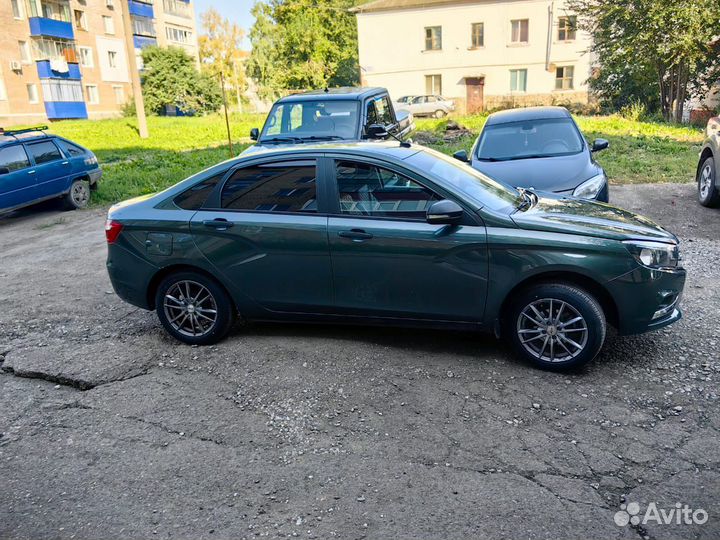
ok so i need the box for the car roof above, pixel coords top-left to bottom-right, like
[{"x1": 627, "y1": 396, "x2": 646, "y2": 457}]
[
  {"x1": 485, "y1": 106, "x2": 571, "y2": 126},
  {"x1": 274, "y1": 87, "x2": 387, "y2": 103},
  {"x1": 0, "y1": 132, "x2": 57, "y2": 147}
]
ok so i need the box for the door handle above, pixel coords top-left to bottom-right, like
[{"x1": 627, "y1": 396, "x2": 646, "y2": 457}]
[
  {"x1": 62, "y1": 161, "x2": 69, "y2": 165},
  {"x1": 27, "y1": 170, "x2": 36, "y2": 175},
  {"x1": 202, "y1": 218, "x2": 234, "y2": 230},
  {"x1": 338, "y1": 229, "x2": 373, "y2": 241}
]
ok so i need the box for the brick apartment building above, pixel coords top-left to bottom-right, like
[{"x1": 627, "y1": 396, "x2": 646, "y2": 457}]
[{"x1": 0, "y1": 0, "x2": 199, "y2": 126}]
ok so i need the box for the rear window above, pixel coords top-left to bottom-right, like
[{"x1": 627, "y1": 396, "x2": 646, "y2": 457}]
[
  {"x1": 173, "y1": 173, "x2": 224, "y2": 210},
  {"x1": 61, "y1": 140, "x2": 86, "y2": 157},
  {"x1": 26, "y1": 141, "x2": 63, "y2": 165}
]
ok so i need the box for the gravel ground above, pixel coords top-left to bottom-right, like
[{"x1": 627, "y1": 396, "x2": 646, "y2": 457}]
[{"x1": 0, "y1": 183, "x2": 718, "y2": 540}]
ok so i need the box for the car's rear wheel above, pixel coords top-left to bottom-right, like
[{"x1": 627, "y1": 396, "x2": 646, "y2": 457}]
[
  {"x1": 434, "y1": 109, "x2": 446, "y2": 119},
  {"x1": 64, "y1": 179, "x2": 90, "y2": 210},
  {"x1": 698, "y1": 156, "x2": 719, "y2": 207},
  {"x1": 155, "y1": 271, "x2": 235, "y2": 345},
  {"x1": 506, "y1": 283, "x2": 606, "y2": 370}
]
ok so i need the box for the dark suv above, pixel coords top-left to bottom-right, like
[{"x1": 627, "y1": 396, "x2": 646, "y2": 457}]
[{"x1": 0, "y1": 126, "x2": 101, "y2": 215}]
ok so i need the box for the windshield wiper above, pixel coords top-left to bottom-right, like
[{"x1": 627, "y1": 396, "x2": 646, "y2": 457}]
[
  {"x1": 298, "y1": 135, "x2": 346, "y2": 141},
  {"x1": 260, "y1": 136, "x2": 304, "y2": 144}
]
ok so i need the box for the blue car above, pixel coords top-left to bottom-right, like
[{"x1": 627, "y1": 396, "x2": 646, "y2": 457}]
[
  {"x1": 459, "y1": 107, "x2": 610, "y2": 202},
  {"x1": 0, "y1": 126, "x2": 101, "y2": 216}
]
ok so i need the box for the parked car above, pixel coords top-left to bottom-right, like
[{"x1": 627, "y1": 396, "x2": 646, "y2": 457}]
[
  {"x1": 0, "y1": 126, "x2": 101, "y2": 215},
  {"x1": 399, "y1": 95, "x2": 455, "y2": 118},
  {"x1": 458, "y1": 107, "x2": 610, "y2": 202},
  {"x1": 697, "y1": 115, "x2": 720, "y2": 207},
  {"x1": 105, "y1": 142, "x2": 685, "y2": 371},
  {"x1": 393, "y1": 95, "x2": 416, "y2": 109},
  {"x1": 247, "y1": 87, "x2": 414, "y2": 151}
]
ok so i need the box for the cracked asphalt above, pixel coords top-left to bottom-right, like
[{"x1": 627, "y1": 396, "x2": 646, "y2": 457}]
[{"x1": 0, "y1": 183, "x2": 718, "y2": 540}]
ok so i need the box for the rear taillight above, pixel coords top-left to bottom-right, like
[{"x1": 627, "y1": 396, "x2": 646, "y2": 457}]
[{"x1": 105, "y1": 219, "x2": 123, "y2": 244}]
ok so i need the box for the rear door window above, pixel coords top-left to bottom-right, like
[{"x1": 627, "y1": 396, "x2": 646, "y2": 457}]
[
  {"x1": 174, "y1": 172, "x2": 225, "y2": 210},
  {"x1": 26, "y1": 141, "x2": 63, "y2": 165},
  {"x1": 0, "y1": 145, "x2": 31, "y2": 172},
  {"x1": 221, "y1": 161, "x2": 318, "y2": 213}
]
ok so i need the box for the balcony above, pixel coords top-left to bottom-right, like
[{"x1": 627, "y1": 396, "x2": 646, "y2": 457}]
[
  {"x1": 45, "y1": 101, "x2": 88, "y2": 119},
  {"x1": 27, "y1": 0, "x2": 74, "y2": 39},
  {"x1": 128, "y1": 0, "x2": 154, "y2": 19},
  {"x1": 36, "y1": 60, "x2": 82, "y2": 80},
  {"x1": 131, "y1": 15, "x2": 157, "y2": 37},
  {"x1": 133, "y1": 36, "x2": 157, "y2": 49},
  {"x1": 163, "y1": 0, "x2": 191, "y2": 18}
]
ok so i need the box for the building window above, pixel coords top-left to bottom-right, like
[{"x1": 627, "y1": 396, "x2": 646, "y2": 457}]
[
  {"x1": 78, "y1": 46, "x2": 93, "y2": 68},
  {"x1": 471, "y1": 22, "x2": 484, "y2": 48},
  {"x1": 11, "y1": 0, "x2": 24, "y2": 19},
  {"x1": 113, "y1": 85, "x2": 125, "y2": 104},
  {"x1": 73, "y1": 9, "x2": 87, "y2": 30},
  {"x1": 132, "y1": 16, "x2": 156, "y2": 37},
  {"x1": 557, "y1": 16, "x2": 577, "y2": 41},
  {"x1": 27, "y1": 83, "x2": 39, "y2": 103},
  {"x1": 27, "y1": 0, "x2": 71, "y2": 21},
  {"x1": 555, "y1": 66, "x2": 574, "y2": 90},
  {"x1": 103, "y1": 15, "x2": 115, "y2": 34},
  {"x1": 107, "y1": 50, "x2": 117, "y2": 68},
  {"x1": 510, "y1": 69, "x2": 527, "y2": 92},
  {"x1": 424, "y1": 26, "x2": 441, "y2": 51},
  {"x1": 41, "y1": 79, "x2": 83, "y2": 102},
  {"x1": 425, "y1": 74, "x2": 442, "y2": 95},
  {"x1": 165, "y1": 25, "x2": 192, "y2": 44},
  {"x1": 163, "y1": 0, "x2": 191, "y2": 18},
  {"x1": 19, "y1": 41, "x2": 32, "y2": 64},
  {"x1": 85, "y1": 84, "x2": 99, "y2": 104},
  {"x1": 510, "y1": 19, "x2": 529, "y2": 43}
]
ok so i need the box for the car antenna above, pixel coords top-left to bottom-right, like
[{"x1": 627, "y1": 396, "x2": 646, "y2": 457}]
[{"x1": 387, "y1": 130, "x2": 411, "y2": 148}]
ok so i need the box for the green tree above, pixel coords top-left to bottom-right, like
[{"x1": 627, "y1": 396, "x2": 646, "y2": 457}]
[
  {"x1": 248, "y1": 0, "x2": 359, "y2": 99},
  {"x1": 141, "y1": 46, "x2": 222, "y2": 115},
  {"x1": 569, "y1": 0, "x2": 720, "y2": 122},
  {"x1": 199, "y1": 8, "x2": 247, "y2": 108}
]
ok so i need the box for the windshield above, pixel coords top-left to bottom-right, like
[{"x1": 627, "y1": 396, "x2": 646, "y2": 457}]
[
  {"x1": 476, "y1": 117, "x2": 584, "y2": 161},
  {"x1": 260, "y1": 100, "x2": 359, "y2": 141},
  {"x1": 406, "y1": 147, "x2": 521, "y2": 212}
]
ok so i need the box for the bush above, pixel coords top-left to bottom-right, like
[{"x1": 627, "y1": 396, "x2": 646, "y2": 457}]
[{"x1": 619, "y1": 100, "x2": 647, "y2": 122}]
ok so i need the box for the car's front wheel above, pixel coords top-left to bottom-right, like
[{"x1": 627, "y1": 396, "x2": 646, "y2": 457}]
[
  {"x1": 506, "y1": 283, "x2": 606, "y2": 370},
  {"x1": 434, "y1": 109, "x2": 446, "y2": 119},
  {"x1": 698, "y1": 156, "x2": 719, "y2": 207},
  {"x1": 155, "y1": 271, "x2": 236, "y2": 345},
  {"x1": 64, "y1": 179, "x2": 90, "y2": 210}
]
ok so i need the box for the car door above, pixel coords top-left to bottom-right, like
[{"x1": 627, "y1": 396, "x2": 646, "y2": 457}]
[
  {"x1": 189, "y1": 157, "x2": 334, "y2": 314},
  {"x1": 0, "y1": 144, "x2": 36, "y2": 212},
  {"x1": 24, "y1": 139, "x2": 71, "y2": 199},
  {"x1": 326, "y1": 157, "x2": 489, "y2": 322}
]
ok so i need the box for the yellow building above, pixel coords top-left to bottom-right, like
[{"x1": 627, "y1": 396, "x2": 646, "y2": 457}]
[{"x1": 0, "y1": 0, "x2": 199, "y2": 126}]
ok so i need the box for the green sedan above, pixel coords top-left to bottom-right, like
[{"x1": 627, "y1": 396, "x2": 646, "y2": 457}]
[{"x1": 105, "y1": 142, "x2": 685, "y2": 370}]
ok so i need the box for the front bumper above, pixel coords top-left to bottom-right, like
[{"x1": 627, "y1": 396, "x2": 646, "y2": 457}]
[{"x1": 607, "y1": 265, "x2": 686, "y2": 335}]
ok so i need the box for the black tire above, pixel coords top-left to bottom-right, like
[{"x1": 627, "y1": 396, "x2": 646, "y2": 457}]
[
  {"x1": 505, "y1": 283, "x2": 606, "y2": 371},
  {"x1": 63, "y1": 179, "x2": 91, "y2": 210},
  {"x1": 434, "y1": 109, "x2": 446, "y2": 119},
  {"x1": 154, "y1": 271, "x2": 236, "y2": 345},
  {"x1": 698, "y1": 156, "x2": 720, "y2": 207}
]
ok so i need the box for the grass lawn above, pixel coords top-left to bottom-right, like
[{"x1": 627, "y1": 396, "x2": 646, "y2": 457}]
[{"x1": 41, "y1": 112, "x2": 705, "y2": 206}]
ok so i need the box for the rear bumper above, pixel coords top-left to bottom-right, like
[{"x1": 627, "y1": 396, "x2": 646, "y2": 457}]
[
  {"x1": 106, "y1": 243, "x2": 157, "y2": 310},
  {"x1": 608, "y1": 265, "x2": 686, "y2": 335},
  {"x1": 89, "y1": 168, "x2": 102, "y2": 186}
]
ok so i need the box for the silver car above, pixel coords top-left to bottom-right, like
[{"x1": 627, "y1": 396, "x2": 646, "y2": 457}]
[
  {"x1": 395, "y1": 95, "x2": 455, "y2": 118},
  {"x1": 697, "y1": 115, "x2": 720, "y2": 207}
]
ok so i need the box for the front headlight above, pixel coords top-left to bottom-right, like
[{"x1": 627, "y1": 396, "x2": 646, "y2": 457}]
[
  {"x1": 573, "y1": 174, "x2": 606, "y2": 199},
  {"x1": 623, "y1": 240, "x2": 680, "y2": 269}
]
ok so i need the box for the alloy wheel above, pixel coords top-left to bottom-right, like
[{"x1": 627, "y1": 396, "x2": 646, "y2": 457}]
[
  {"x1": 71, "y1": 182, "x2": 90, "y2": 207},
  {"x1": 516, "y1": 298, "x2": 589, "y2": 363},
  {"x1": 700, "y1": 164, "x2": 713, "y2": 199},
  {"x1": 163, "y1": 280, "x2": 218, "y2": 337}
]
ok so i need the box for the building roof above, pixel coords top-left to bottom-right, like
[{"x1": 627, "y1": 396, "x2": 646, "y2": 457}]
[
  {"x1": 275, "y1": 87, "x2": 387, "y2": 103},
  {"x1": 352, "y1": 0, "x2": 482, "y2": 13},
  {"x1": 485, "y1": 106, "x2": 572, "y2": 125}
]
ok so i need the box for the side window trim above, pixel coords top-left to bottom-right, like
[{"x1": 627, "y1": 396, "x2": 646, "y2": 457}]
[{"x1": 205, "y1": 157, "x2": 323, "y2": 214}]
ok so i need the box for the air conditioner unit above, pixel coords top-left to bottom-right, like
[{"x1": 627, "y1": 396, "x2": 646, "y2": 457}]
[
  {"x1": 106, "y1": 0, "x2": 114, "y2": 8},
  {"x1": 9, "y1": 60, "x2": 22, "y2": 72}
]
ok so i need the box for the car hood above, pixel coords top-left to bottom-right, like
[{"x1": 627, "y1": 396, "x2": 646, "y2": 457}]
[
  {"x1": 511, "y1": 193, "x2": 678, "y2": 243},
  {"x1": 472, "y1": 151, "x2": 600, "y2": 192}
]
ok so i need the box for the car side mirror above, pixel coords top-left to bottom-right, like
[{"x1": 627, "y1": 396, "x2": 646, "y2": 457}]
[
  {"x1": 426, "y1": 199, "x2": 464, "y2": 225},
  {"x1": 366, "y1": 123, "x2": 388, "y2": 139},
  {"x1": 250, "y1": 127, "x2": 259, "y2": 141},
  {"x1": 591, "y1": 138, "x2": 609, "y2": 152},
  {"x1": 453, "y1": 150, "x2": 468, "y2": 162},
  {"x1": 0, "y1": 167, "x2": 9, "y2": 175}
]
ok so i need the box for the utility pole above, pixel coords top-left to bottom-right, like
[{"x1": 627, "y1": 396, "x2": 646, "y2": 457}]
[
  {"x1": 219, "y1": 71, "x2": 234, "y2": 157},
  {"x1": 120, "y1": 0, "x2": 149, "y2": 138}
]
